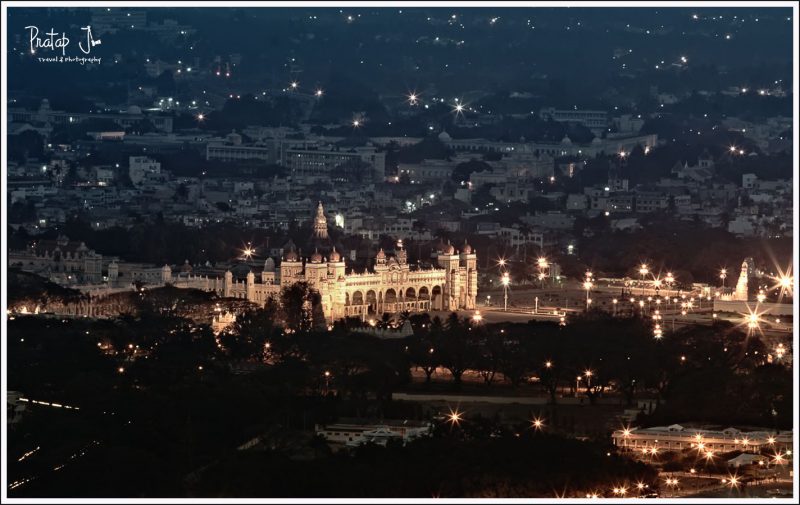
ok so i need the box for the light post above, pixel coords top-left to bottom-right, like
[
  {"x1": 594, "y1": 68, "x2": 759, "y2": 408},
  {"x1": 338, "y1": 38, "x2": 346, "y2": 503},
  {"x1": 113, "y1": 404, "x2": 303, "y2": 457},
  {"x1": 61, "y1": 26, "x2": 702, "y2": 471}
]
[
  {"x1": 501, "y1": 273, "x2": 510, "y2": 312},
  {"x1": 575, "y1": 376, "x2": 581, "y2": 397},
  {"x1": 720, "y1": 269, "x2": 727, "y2": 290},
  {"x1": 534, "y1": 296, "x2": 539, "y2": 314},
  {"x1": 323, "y1": 370, "x2": 332, "y2": 395},
  {"x1": 583, "y1": 279, "x2": 593, "y2": 311},
  {"x1": 639, "y1": 263, "x2": 649, "y2": 296},
  {"x1": 537, "y1": 256, "x2": 549, "y2": 289},
  {"x1": 665, "y1": 272, "x2": 675, "y2": 300},
  {"x1": 612, "y1": 298, "x2": 618, "y2": 317}
]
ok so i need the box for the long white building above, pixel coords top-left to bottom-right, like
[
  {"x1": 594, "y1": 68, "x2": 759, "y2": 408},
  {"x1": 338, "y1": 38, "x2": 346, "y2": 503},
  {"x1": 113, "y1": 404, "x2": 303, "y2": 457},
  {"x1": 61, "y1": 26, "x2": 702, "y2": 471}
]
[{"x1": 612, "y1": 424, "x2": 792, "y2": 454}]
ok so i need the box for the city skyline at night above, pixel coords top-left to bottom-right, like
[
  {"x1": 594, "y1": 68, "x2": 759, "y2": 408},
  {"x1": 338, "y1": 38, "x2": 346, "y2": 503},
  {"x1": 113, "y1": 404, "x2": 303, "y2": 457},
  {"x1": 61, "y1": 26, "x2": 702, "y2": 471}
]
[{"x1": 2, "y1": 1, "x2": 798, "y2": 501}]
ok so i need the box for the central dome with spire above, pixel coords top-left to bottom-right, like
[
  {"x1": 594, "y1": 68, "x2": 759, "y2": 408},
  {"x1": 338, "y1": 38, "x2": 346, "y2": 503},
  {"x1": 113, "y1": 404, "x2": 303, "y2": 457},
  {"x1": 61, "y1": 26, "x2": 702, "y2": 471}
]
[{"x1": 313, "y1": 201, "x2": 329, "y2": 240}]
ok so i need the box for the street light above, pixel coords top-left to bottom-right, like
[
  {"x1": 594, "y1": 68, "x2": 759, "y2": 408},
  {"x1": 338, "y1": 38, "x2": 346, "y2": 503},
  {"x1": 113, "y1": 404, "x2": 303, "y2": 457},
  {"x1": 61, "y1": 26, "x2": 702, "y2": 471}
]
[
  {"x1": 583, "y1": 280, "x2": 593, "y2": 310},
  {"x1": 639, "y1": 263, "x2": 649, "y2": 295},
  {"x1": 501, "y1": 273, "x2": 510, "y2": 311},
  {"x1": 612, "y1": 298, "x2": 618, "y2": 316},
  {"x1": 447, "y1": 407, "x2": 463, "y2": 426},
  {"x1": 720, "y1": 269, "x2": 727, "y2": 289}
]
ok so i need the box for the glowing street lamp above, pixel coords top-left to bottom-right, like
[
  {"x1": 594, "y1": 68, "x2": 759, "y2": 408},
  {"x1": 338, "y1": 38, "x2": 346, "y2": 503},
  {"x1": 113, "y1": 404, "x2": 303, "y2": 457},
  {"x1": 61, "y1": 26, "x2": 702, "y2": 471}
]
[
  {"x1": 472, "y1": 311, "x2": 483, "y2": 323},
  {"x1": 746, "y1": 312, "x2": 761, "y2": 334},
  {"x1": 447, "y1": 407, "x2": 463, "y2": 427},
  {"x1": 583, "y1": 280, "x2": 593, "y2": 310},
  {"x1": 720, "y1": 268, "x2": 727, "y2": 289},
  {"x1": 639, "y1": 264, "x2": 649, "y2": 295},
  {"x1": 501, "y1": 273, "x2": 510, "y2": 311},
  {"x1": 765, "y1": 267, "x2": 794, "y2": 300}
]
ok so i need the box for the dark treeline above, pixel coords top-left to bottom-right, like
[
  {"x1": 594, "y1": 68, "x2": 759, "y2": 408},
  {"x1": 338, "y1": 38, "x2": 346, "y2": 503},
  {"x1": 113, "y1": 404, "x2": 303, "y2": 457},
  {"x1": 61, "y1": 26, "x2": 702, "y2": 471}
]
[{"x1": 7, "y1": 300, "x2": 790, "y2": 497}]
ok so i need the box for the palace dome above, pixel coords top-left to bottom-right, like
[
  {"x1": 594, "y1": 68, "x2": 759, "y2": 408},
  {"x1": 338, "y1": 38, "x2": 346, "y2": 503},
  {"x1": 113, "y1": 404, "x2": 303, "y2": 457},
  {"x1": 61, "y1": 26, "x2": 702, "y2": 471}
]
[
  {"x1": 311, "y1": 249, "x2": 323, "y2": 263},
  {"x1": 329, "y1": 247, "x2": 341, "y2": 262}
]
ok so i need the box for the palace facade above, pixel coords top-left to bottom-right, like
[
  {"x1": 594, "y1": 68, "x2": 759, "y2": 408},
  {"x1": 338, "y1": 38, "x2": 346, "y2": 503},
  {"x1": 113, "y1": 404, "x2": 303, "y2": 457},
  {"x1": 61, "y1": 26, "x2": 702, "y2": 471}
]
[{"x1": 165, "y1": 203, "x2": 478, "y2": 322}]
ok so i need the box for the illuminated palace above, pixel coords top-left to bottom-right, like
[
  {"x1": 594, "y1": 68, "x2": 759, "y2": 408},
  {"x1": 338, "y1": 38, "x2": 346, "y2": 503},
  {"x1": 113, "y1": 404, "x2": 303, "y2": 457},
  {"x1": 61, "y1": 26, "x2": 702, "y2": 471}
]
[{"x1": 163, "y1": 203, "x2": 478, "y2": 322}]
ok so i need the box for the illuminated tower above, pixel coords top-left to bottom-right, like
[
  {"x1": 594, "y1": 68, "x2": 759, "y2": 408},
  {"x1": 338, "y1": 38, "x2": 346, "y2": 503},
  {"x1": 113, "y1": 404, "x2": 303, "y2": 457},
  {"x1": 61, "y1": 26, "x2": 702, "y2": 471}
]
[
  {"x1": 733, "y1": 258, "x2": 754, "y2": 301},
  {"x1": 313, "y1": 201, "x2": 329, "y2": 240}
]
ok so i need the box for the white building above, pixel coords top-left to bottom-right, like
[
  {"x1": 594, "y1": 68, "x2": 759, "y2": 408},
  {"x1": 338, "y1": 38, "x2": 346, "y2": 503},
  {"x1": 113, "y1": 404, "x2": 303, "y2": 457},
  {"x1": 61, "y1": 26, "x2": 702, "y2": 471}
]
[
  {"x1": 315, "y1": 419, "x2": 432, "y2": 447},
  {"x1": 539, "y1": 107, "x2": 609, "y2": 132},
  {"x1": 128, "y1": 156, "x2": 161, "y2": 185},
  {"x1": 612, "y1": 424, "x2": 792, "y2": 454}
]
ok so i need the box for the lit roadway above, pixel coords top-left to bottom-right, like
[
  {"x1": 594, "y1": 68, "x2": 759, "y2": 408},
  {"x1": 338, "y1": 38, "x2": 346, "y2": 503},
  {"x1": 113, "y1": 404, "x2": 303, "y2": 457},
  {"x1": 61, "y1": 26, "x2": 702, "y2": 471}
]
[{"x1": 469, "y1": 281, "x2": 793, "y2": 339}]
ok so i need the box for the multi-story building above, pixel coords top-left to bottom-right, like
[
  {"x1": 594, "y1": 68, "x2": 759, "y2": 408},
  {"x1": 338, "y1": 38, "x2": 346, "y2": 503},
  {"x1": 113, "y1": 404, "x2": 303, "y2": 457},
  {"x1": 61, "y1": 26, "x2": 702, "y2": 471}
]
[
  {"x1": 165, "y1": 203, "x2": 477, "y2": 322},
  {"x1": 612, "y1": 424, "x2": 792, "y2": 455},
  {"x1": 205, "y1": 132, "x2": 318, "y2": 165},
  {"x1": 8, "y1": 99, "x2": 173, "y2": 133},
  {"x1": 539, "y1": 107, "x2": 609, "y2": 131},
  {"x1": 286, "y1": 146, "x2": 386, "y2": 182},
  {"x1": 90, "y1": 9, "x2": 148, "y2": 34},
  {"x1": 9, "y1": 235, "x2": 104, "y2": 283},
  {"x1": 315, "y1": 419, "x2": 432, "y2": 447},
  {"x1": 634, "y1": 192, "x2": 669, "y2": 213}
]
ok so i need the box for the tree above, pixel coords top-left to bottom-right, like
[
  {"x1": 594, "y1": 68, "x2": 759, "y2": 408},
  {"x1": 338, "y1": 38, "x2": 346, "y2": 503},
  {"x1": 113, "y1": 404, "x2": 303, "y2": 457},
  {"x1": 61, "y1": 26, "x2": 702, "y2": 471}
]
[
  {"x1": 451, "y1": 159, "x2": 492, "y2": 183},
  {"x1": 8, "y1": 130, "x2": 45, "y2": 163},
  {"x1": 280, "y1": 282, "x2": 322, "y2": 334},
  {"x1": 468, "y1": 329, "x2": 502, "y2": 387},
  {"x1": 439, "y1": 313, "x2": 469, "y2": 386},
  {"x1": 220, "y1": 303, "x2": 278, "y2": 361},
  {"x1": 155, "y1": 70, "x2": 176, "y2": 95}
]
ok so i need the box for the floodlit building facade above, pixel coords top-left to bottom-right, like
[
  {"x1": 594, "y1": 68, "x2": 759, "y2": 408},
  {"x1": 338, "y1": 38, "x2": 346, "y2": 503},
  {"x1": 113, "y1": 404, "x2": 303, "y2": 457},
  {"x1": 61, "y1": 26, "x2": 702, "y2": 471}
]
[
  {"x1": 165, "y1": 203, "x2": 478, "y2": 322},
  {"x1": 612, "y1": 424, "x2": 793, "y2": 454}
]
